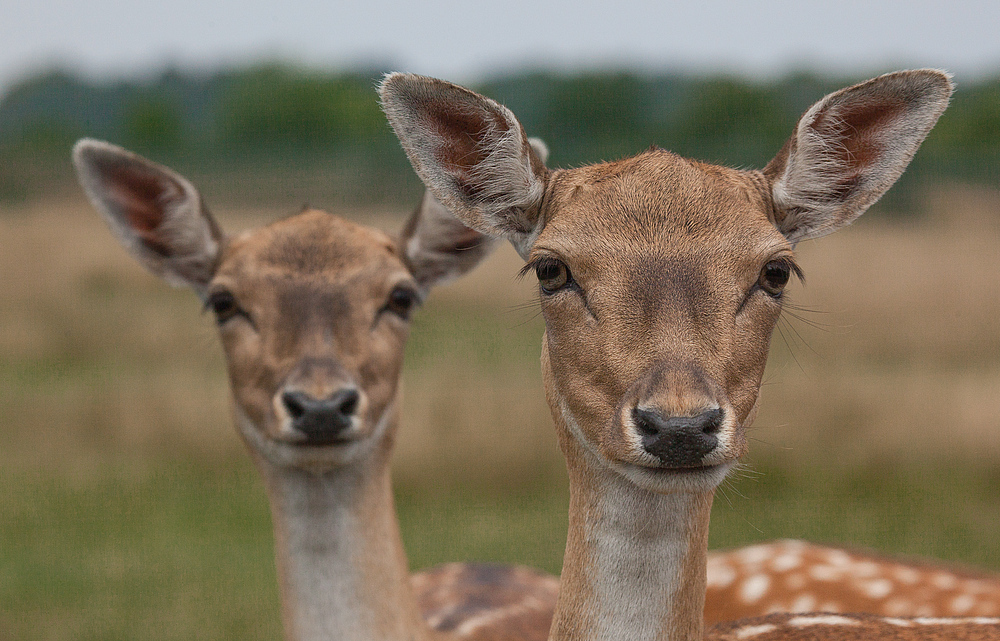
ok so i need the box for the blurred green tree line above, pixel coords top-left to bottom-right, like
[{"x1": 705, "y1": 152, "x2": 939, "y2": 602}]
[{"x1": 1, "y1": 63, "x2": 997, "y2": 207}]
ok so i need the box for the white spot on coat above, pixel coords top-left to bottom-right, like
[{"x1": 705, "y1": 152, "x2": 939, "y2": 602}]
[
  {"x1": 932, "y1": 572, "x2": 958, "y2": 590},
  {"x1": 893, "y1": 567, "x2": 921, "y2": 584},
  {"x1": 858, "y1": 578, "x2": 894, "y2": 599},
  {"x1": 740, "y1": 574, "x2": 771, "y2": 603},
  {"x1": 707, "y1": 562, "x2": 737, "y2": 589},
  {"x1": 771, "y1": 553, "x2": 801, "y2": 572},
  {"x1": 808, "y1": 564, "x2": 842, "y2": 581},
  {"x1": 790, "y1": 594, "x2": 817, "y2": 612},
  {"x1": 739, "y1": 545, "x2": 771, "y2": 566},
  {"x1": 788, "y1": 614, "x2": 860, "y2": 627},
  {"x1": 951, "y1": 594, "x2": 976, "y2": 614},
  {"x1": 735, "y1": 623, "x2": 778, "y2": 638}
]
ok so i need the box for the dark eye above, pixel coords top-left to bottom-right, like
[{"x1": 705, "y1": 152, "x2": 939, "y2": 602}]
[
  {"x1": 759, "y1": 260, "x2": 792, "y2": 297},
  {"x1": 206, "y1": 290, "x2": 244, "y2": 324},
  {"x1": 536, "y1": 259, "x2": 571, "y2": 294},
  {"x1": 385, "y1": 286, "x2": 418, "y2": 319}
]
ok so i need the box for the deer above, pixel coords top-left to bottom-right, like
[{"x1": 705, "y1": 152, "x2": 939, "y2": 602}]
[
  {"x1": 380, "y1": 69, "x2": 1000, "y2": 639},
  {"x1": 71, "y1": 134, "x2": 1000, "y2": 641},
  {"x1": 703, "y1": 540, "x2": 1000, "y2": 624},
  {"x1": 71, "y1": 138, "x2": 560, "y2": 641}
]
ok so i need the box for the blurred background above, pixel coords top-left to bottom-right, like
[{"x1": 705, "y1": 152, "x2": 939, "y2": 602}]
[{"x1": 2, "y1": 1, "x2": 1000, "y2": 639}]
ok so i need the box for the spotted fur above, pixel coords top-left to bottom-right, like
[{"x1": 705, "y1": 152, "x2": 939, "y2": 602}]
[
  {"x1": 708, "y1": 612, "x2": 1000, "y2": 640},
  {"x1": 706, "y1": 541, "x2": 1000, "y2": 624},
  {"x1": 414, "y1": 563, "x2": 558, "y2": 641},
  {"x1": 380, "y1": 71, "x2": 965, "y2": 641}
]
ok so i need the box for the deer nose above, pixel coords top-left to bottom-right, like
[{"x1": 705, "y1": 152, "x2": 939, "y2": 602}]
[
  {"x1": 633, "y1": 407, "x2": 722, "y2": 467},
  {"x1": 282, "y1": 389, "x2": 360, "y2": 444}
]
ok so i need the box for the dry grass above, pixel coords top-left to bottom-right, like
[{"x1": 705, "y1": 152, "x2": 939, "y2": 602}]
[
  {"x1": 0, "y1": 195, "x2": 560, "y2": 481},
  {"x1": 2, "y1": 186, "x2": 1000, "y2": 478},
  {"x1": 755, "y1": 185, "x2": 1000, "y2": 466},
  {"x1": 4, "y1": 185, "x2": 1000, "y2": 640}
]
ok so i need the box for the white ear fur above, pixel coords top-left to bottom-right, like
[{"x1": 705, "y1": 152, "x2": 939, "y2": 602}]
[
  {"x1": 379, "y1": 73, "x2": 548, "y2": 255},
  {"x1": 401, "y1": 191, "x2": 500, "y2": 294},
  {"x1": 72, "y1": 139, "x2": 223, "y2": 295},
  {"x1": 766, "y1": 69, "x2": 953, "y2": 243},
  {"x1": 528, "y1": 137, "x2": 550, "y2": 164}
]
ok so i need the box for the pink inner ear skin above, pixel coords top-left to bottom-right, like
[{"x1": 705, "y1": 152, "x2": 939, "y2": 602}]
[
  {"x1": 812, "y1": 99, "x2": 907, "y2": 171},
  {"x1": 103, "y1": 165, "x2": 178, "y2": 258},
  {"x1": 422, "y1": 99, "x2": 514, "y2": 202},
  {"x1": 105, "y1": 165, "x2": 170, "y2": 234},
  {"x1": 426, "y1": 106, "x2": 493, "y2": 168}
]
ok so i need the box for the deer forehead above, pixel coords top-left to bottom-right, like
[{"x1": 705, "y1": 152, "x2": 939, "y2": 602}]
[
  {"x1": 534, "y1": 160, "x2": 789, "y2": 327},
  {"x1": 539, "y1": 151, "x2": 787, "y2": 274},
  {"x1": 212, "y1": 210, "x2": 413, "y2": 350},
  {"x1": 220, "y1": 209, "x2": 404, "y2": 283}
]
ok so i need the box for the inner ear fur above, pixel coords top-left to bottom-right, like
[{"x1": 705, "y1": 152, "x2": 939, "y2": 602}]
[
  {"x1": 379, "y1": 73, "x2": 548, "y2": 248},
  {"x1": 400, "y1": 191, "x2": 499, "y2": 294},
  {"x1": 764, "y1": 69, "x2": 953, "y2": 243},
  {"x1": 73, "y1": 139, "x2": 223, "y2": 294}
]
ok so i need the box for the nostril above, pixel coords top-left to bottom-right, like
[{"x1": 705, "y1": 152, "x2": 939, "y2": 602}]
[
  {"x1": 282, "y1": 391, "x2": 308, "y2": 420},
  {"x1": 332, "y1": 389, "x2": 360, "y2": 418},
  {"x1": 700, "y1": 408, "x2": 724, "y2": 435},
  {"x1": 633, "y1": 408, "x2": 662, "y2": 437}
]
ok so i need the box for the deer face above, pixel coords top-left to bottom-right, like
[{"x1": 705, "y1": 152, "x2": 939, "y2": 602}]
[
  {"x1": 531, "y1": 154, "x2": 795, "y2": 492},
  {"x1": 208, "y1": 211, "x2": 419, "y2": 470},
  {"x1": 73, "y1": 140, "x2": 495, "y2": 474},
  {"x1": 380, "y1": 70, "x2": 951, "y2": 494}
]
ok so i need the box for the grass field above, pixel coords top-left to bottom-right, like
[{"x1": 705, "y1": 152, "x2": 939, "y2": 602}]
[{"x1": 2, "y1": 184, "x2": 1000, "y2": 639}]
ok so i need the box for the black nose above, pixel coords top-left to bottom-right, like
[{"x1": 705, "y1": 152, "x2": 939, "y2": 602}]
[
  {"x1": 633, "y1": 407, "x2": 722, "y2": 467},
  {"x1": 282, "y1": 389, "x2": 360, "y2": 444}
]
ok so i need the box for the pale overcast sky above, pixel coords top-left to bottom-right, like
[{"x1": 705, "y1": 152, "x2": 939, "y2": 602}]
[{"x1": 1, "y1": 0, "x2": 998, "y2": 94}]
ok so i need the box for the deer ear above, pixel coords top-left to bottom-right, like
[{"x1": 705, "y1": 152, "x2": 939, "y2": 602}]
[
  {"x1": 380, "y1": 73, "x2": 548, "y2": 257},
  {"x1": 401, "y1": 191, "x2": 499, "y2": 294},
  {"x1": 73, "y1": 139, "x2": 224, "y2": 296},
  {"x1": 765, "y1": 69, "x2": 953, "y2": 243}
]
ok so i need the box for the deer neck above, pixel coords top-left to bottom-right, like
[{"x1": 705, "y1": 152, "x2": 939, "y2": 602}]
[
  {"x1": 253, "y1": 416, "x2": 430, "y2": 641},
  {"x1": 550, "y1": 413, "x2": 713, "y2": 641}
]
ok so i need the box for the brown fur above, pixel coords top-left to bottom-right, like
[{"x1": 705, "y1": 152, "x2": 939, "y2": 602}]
[
  {"x1": 414, "y1": 563, "x2": 559, "y2": 641},
  {"x1": 380, "y1": 71, "x2": 967, "y2": 641},
  {"x1": 704, "y1": 541, "x2": 1000, "y2": 625},
  {"x1": 73, "y1": 139, "x2": 555, "y2": 641}
]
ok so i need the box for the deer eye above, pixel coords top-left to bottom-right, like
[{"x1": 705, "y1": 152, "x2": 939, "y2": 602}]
[
  {"x1": 759, "y1": 260, "x2": 792, "y2": 297},
  {"x1": 205, "y1": 290, "x2": 244, "y2": 324},
  {"x1": 536, "y1": 259, "x2": 571, "y2": 294},
  {"x1": 384, "y1": 286, "x2": 419, "y2": 320}
]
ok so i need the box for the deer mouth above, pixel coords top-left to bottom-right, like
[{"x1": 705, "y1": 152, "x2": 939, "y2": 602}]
[
  {"x1": 295, "y1": 433, "x2": 359, "y2": 447},
  {"x1": 649, "y1": 462, "x2": 724, "y2": 473},
  {"x1": 629, "y1": 460, "x2": 729, "y2": 477},
  {"x1": 616, "y1": 459, "x2": 734, "y2": 493}
]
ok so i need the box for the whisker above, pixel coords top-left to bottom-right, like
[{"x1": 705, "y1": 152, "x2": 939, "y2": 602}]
[
  {"x1": 721, "y1": 477, "x2": 750, "y2": 501},
  {"x1": 775, "y1": 321, "x2": 807, "y2": 374},
  {"x1": 716, "y1": 482, "x2": 736, "y2": 509},
  {"x1": 781, "y1": 308, "x2": 833, "y2": 333},
  {"x1": 506, "y1": 299, "x2": 541, "y2": 313},
  {"x1": 731, "y1": 462, "x2": 764, "y2": 479},
  {"x1": 780, "y1": 315, "x2": 820, "y2": 357}
]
